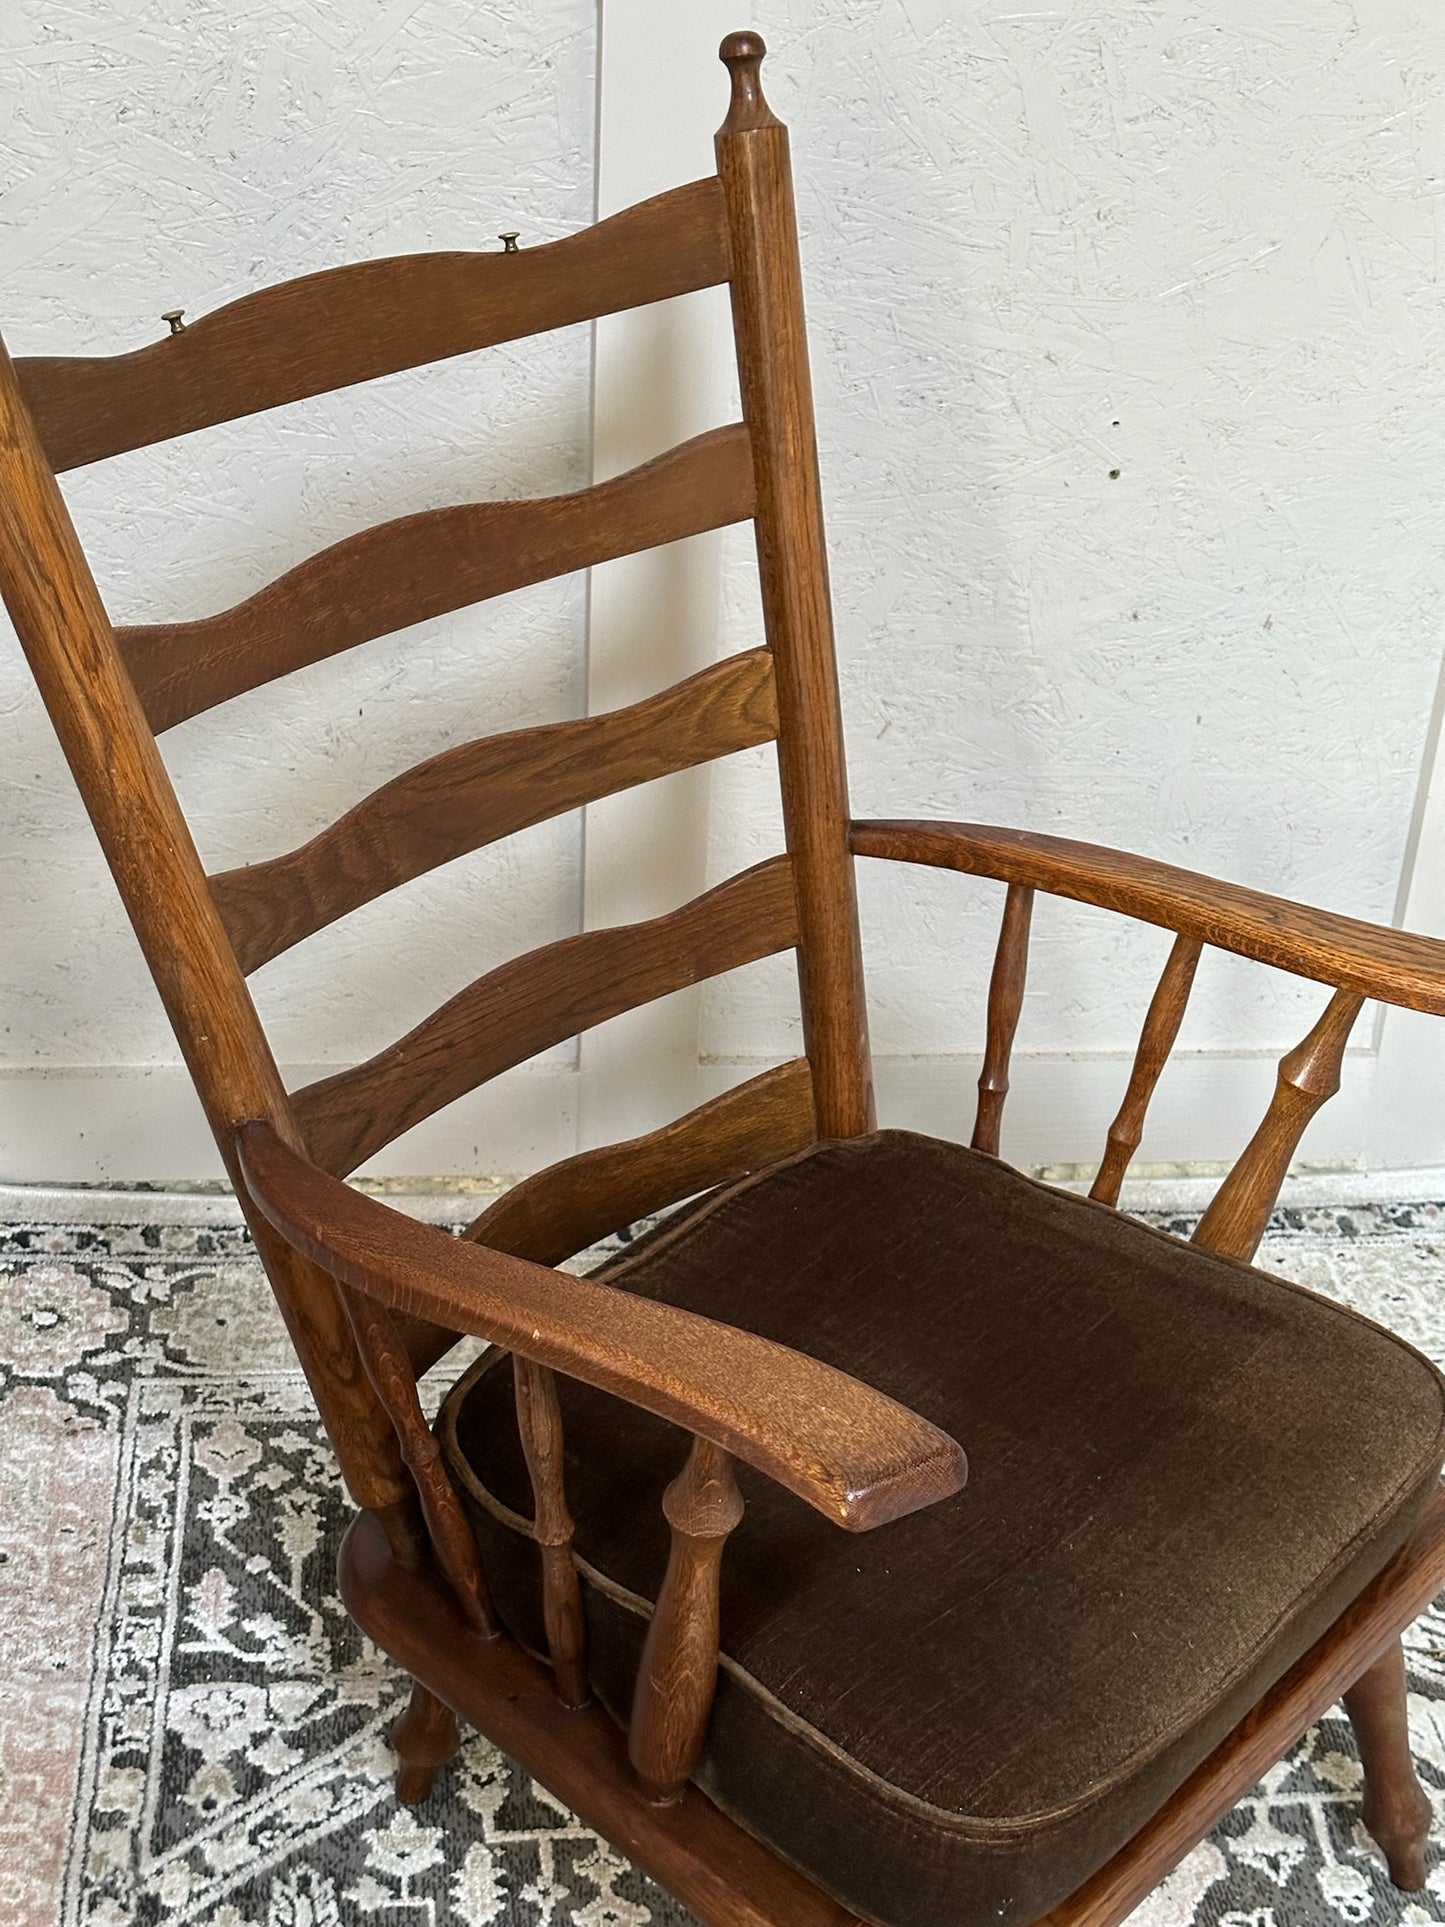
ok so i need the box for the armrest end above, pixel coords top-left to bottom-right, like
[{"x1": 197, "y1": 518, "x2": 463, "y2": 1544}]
[{"x1": 236, "y1": 1121, "x2": 966, "y2": 1532}]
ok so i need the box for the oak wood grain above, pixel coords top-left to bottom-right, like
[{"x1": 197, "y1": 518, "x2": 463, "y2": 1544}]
[
  {"x1": 292, "y1": 857, "x2": 800, "y2": 1177},
  {"x1": 971, "y1": 882, "x2": 1032, "y2": 1157},
  {"x1": 629, "y1": 1438, "x2": 745, "y2": 1805},
  {"x1": 1191, "y1": 988, "x2": 1364, "y2": 1263},
  {"x1": 14, "y1": 34, "x2": 1439, "y2": 1924},
  {"x1": 237, "y1": 1119, "x2": 968, "y2": 1533},
  {"x1": 344, "y1": 1482, "x2": 1445, "y2": 1927},
  {"x1": 514, "y1": 1355, "x2": 589, "y2": 1709},
  {"x1": 463, "y1": 1058, "x2": 817, "y2": 1268},
  {"x1": 18, "y1": 178, "x2": 731, "y2": 473},
  {"x1": 0, "y1": 332, "x2": 410, "y2": 1514},
  {"x1": 339, "y1": 1286, "x2": 497, "y2": 1637},
  {"x1": 716, "y1": 41, "x2": 873, "y2": 1137},
  {"x1": 398, "y1": 1059, "x2": 817, "y2": 1396},
  {"x1": 118, "y1": 422, "x2": 756, "y2": 732},
  {"x1": 341, "y1": 1506, "x2": 868, "y2": 1925},
  {"x1": 851, "y1": 819, "x2": 1445, "y2": 1014},
  {"x1": 212, "y1": 648, "x2": 778, "y2": 973},
  {"x1": 1090, "y1": 935, "x2": 1203, "y2": 1206}
]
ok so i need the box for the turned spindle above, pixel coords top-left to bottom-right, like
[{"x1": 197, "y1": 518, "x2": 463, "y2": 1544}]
[
  {"x1": 1192, "y1": 987, "x2": 1363, "y2": 1263},
  {"x1": 628, "y1": 1436, "x2": 745, "y2": 1805},
  {"x1": 1091, "y1": 934, "x2": 1203, "y2": 1207},
  {"x1": 972, "y1": 883, "x2": 1033, "y2": 1157},
  {"x1": 514, "y1": 1354, "x2": 588, "y2": 1707},
  {"x1": 343, "y1": 1288, "x2": 498, "y2": 1637}
]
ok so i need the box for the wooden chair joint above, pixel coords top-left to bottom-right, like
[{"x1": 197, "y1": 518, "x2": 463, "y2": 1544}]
[
  {"x1": 7, "y1": 29, "x2": 1442, "y2": 1923},
  {"x1": 1091, "y1": 934, "x2": 1203, "y2": 1206},
  {"x1": 291, "y1": 855, "x2": 800, "y2": 1177},
  {"x1": 116, "y1": 422, "x2": 757, "y2": 733},
  {"x1": 514, "y1": 1355, "x2": 589, "y2": 1708},
  {"x1": 211, "y1": 648, "x2": 778, "y2": 973},
  {"x1": 339, "y1": 1285, "x2": 498, "y2": 1640},
  {"x1": 17, "y1": 176, "x2": 733, "y2": 473},
  {"x1": 628, "y1": 1436, "x2": 745, "y2": 1805},
  {"x1": 1192, "y1": 987, "x2": 1365, "y2": 1263}
]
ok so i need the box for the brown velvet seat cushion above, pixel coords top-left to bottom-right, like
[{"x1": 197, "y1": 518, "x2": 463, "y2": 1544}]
[{"x1": 439, "y1": 1130, "x2": 1445, "y2": 1927}]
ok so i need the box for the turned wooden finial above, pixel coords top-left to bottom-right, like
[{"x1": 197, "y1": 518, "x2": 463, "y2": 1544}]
[{"x1": 719, "y1": 31, "x2": 779, "y2": 133}]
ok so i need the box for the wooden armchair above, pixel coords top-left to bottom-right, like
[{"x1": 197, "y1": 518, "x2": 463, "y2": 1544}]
[{"x1": 5, "y1": 32, "x2": 1445, "y2": 1927}]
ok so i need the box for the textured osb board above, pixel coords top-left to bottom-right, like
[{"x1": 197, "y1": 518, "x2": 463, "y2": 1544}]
[
  {"x1": 0, "y1": 0, "x2": 595, "y2": 1072},
  {"x1": 703, "y1": 0, "x2": 1445, "y2": 1062}
]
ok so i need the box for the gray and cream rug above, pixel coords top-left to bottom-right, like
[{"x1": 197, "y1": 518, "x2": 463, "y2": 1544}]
[{"x1": 6, "y1": 1192, "x2": 1445, "y2": 1926}]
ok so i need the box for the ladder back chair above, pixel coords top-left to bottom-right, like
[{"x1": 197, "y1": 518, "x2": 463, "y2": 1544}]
[{"x1": 5, "y1": 33, "x2": 1445, "y2": 1927}]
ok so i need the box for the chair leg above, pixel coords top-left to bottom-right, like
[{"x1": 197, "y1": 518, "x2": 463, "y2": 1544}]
[
  {"x1": 391, "y1": 1679, "x2": 462, "y2": 1805},
  {"x1": 1343, "y1": 1638, "x2": 1433, "y2": 1890}
]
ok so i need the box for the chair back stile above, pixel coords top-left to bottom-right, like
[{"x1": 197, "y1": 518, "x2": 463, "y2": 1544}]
[
  {"x1": 0, "y1": 332, "x2": 412, "y2": 1520},
  {"x1": 715, "y1": 34, "x2": 873, "y2": 1137},
  {"x1": 0, "y1": 41, "x2": 872, "y2": 1572},
  {"x1": 12, "y1": 40, "x2": 1445, "y2": 1923}
]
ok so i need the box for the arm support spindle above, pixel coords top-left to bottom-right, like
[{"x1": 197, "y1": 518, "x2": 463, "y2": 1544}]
[
  {"x1": 514, "y1": 1354, "x2": 589, "y2": 1707},
  {"x1": 340, "y1": 1288, "x2": 497, "y2": 1637},
  {"x1": 1091, "y1": 935, "x2": 1203, "y2": 1206},
  {"x1": 1192, "y1": 988, "x2": 1364, "y2": 1262},
  {"x1": 973, "y1": 883, "x2": 1033, "y2": 1156},
  {"x1": 628, "y1": 1436, "x2": 745, "y2": 1804}
]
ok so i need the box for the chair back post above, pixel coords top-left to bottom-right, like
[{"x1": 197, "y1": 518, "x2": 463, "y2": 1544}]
[
  {"x1": 0, "y1": 331, "x2": 410, "y2": 1518},
  {"x1": 715, "y1": 34, "x2": 874, "y2": 1139}
]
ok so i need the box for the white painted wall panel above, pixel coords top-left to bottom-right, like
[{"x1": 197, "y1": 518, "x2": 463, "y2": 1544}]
[
  {"x1": 4, "y1": 0, "x2": 1445, "y2": 1177},
  {"x1": 701, "y1": 1, "x2": 1445, "y2": 1095},
  {"x1": 0, "y1": 0, "x2": 596, "y2": 1173}
]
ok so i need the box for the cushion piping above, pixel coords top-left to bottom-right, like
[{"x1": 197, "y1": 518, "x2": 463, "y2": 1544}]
[{"x1": 440, "y1": 1333, "x2": 1445, "y2": 1843}]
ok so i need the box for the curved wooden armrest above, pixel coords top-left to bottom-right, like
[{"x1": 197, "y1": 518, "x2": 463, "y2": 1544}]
[
  {"x1": 851, "y1": 818, "x2": 1445, "y2": 1015},
  {"x1": 236, "y1": 1121, "x2": 966, "y2": 1533}
]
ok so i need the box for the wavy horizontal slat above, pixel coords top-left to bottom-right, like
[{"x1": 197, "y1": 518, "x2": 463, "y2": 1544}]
[
  {"x1": 852, "y1": 818, "x2": 1445, "y2": 1016},
  {"x1": 18, "y1": 178, "x2": 730, "y2": 473},
  {"x1": 293, "y1": 857, "x2": 798, "y2": 1177},
  {"x1": 464, "y1": 1058, "x2": 817, "y2": 1269},
  {"x1": 117, "y1": 423, "x2": 755, "y2": 732},
  {"x1": 394, "y1": 1057, "x2": 817, "y2": 1380},
  {"x1": 211, "y1": 649, "x2": 778, "y2": 974}
]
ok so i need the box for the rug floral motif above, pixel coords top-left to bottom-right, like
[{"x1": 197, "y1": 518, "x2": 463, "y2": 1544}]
[{"x1": 4, "y1": 1200, "x2": 1445, "y2": 1926}]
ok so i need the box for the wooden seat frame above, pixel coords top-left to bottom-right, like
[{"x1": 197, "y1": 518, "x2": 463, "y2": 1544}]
[{"x1": 3, "y1": 32, "x2": 1444, "y2": 1927}]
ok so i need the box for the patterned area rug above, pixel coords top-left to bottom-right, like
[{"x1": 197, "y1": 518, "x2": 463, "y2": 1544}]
[{"x1": 5, "y1": 1198, "x2": 1445, "y2": 1926}]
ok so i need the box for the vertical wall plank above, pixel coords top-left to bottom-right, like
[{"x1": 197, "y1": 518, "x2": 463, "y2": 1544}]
[{"x1": 578, "y1": 1, "x2": 743, "y2": 1154}]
